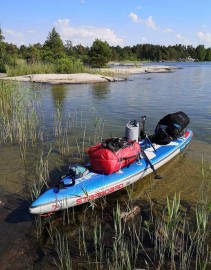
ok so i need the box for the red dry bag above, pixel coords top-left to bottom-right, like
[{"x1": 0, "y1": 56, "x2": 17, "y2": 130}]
[{"x1": 88, "y1": 138, "x2": 140, "y2": 174}]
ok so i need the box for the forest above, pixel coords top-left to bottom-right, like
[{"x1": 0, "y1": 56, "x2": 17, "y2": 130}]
[{"x1": 1, "y1": 26, "x2": 211, "y2": 75}]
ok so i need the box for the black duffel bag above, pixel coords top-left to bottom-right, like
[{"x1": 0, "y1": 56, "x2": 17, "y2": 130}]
[{"x1": 150, "y1": 111, "x2": 190, "y2": 145}]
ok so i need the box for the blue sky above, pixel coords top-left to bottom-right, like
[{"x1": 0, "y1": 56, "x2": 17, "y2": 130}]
[{"x1": 1, "y1": 0, "x2": 211, "y2": 48}]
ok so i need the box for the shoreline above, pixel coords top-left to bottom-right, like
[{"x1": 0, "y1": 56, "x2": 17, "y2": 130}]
[{"x1": 0, "y1": 65, "x2": 179, "y2": 84}]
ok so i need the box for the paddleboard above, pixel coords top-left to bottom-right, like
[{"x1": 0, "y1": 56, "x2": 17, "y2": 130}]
[{"x1": 29, "y1": 130, "x2": 193, "y2": 215}]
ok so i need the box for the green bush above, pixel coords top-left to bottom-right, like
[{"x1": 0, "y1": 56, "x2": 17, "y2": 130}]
[
  {"x1": 55, "y1": 58, "x2": 85, "y2": 73},
  {"x1": 0, "y1": 59, "x2": 6, "y2": 72}
]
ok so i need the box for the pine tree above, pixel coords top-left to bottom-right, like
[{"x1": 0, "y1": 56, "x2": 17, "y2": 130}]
[
  {"x1": 88, "y1": 39, "x2": 111, "y2": 68},
  {"x1": 42, "y1": 27, "x2": 65, "y2": 61},
  {"x1": 0, "y1": 26, "x2": 5, "y2": 43}
]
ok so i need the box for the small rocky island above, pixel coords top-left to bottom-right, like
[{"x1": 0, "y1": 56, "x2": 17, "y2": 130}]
[{"x1": 0, "y1": 65, "x2": 179, "y2": 84}]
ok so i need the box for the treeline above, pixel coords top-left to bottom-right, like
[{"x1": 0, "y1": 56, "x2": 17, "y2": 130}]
[{"x1": 0, "y1": 26, "x2": 211, "y2": 75}]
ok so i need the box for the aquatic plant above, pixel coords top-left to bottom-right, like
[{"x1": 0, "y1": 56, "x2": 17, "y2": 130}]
[
  {"x1": 53, "y1": 100, "x2": 63, "y2": 137},
  {"x1": 30, "y1": 148, "x2": 51, "y2": 201},
  {"x1": 53, "y1": 229, "x2": 73, "y2": 270},
  {"x1": 0, "y1": 80, "x2": 42, "y2": 158},
  {"x1": 44, "y1": 182, "x2": 211, "y2": 270},
  {"x1": 1, "y1": 80, "x2": 207, "y2": 268}
]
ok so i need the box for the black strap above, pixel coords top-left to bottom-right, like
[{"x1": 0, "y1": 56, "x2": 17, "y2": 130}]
[
  {"x1": 54, "y1": 176, "x2": 75, "y2": 189},
  {"x1": 102, "y1": 138, "x2": 135, "y2": 152},
  {"x1": 118, "y1": 154, "x2": 138, "y2": 162}
]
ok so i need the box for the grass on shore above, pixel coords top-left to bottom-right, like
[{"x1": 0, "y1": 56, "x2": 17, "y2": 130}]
[
  {"x1": 3, "y1": 59, "x2": 146, "y2": 77},
  {"x1": 5, "y1": 59, "x2": 87, "y2": 77}
]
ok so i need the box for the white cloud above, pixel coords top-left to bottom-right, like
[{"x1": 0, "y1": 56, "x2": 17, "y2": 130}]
[
  {"x1": 197, "y1": 31, "x2": 211, "y2": 43},
  {"x1": 164, "y1": 28, "x2": 173, "y2": 33},
  {"x1": 129, "y1": 12, "x2": 157, "y2": 30},
  {"x1": 175, "y1": 34, "x2": 191, "y2": 45},
  {"x1": 145, "y1": 16, "x2": 156, "y2": 30},
  {"x1": 4, "y1": 28, "x2": 25, "y2": 45},
  {"x1": 28, "y1": 30, "x2": 36, "y2": 34},
  {"x1": 142, "y1": 36, "x2": 147, "y2": 42},
  {"x1": 129, "y1": 12, "x2": 140, "y2": 23},
  {"x1": 176, "y1": 34, "x2": 183, "y2": 39},
  {"x1": 55, "y1": 19, "x2": 123, "y2": 46}
]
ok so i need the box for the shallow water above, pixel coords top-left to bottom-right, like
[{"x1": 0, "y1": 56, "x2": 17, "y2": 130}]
[{"x1": 0, "y1": 62, "x2": 211, "y2": 268}]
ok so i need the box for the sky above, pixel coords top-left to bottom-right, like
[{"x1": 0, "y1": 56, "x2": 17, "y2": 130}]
[{"x1": 1, "y1": 0, "x2": 211, "y2": 48}]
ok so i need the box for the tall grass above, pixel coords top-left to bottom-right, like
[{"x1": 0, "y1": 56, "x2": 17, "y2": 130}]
[
  {"x1": 53, "y1": 101, "x2": 63, "y2": 137},
  {"x1": 1, "y1": 78, "x2": 207, "y2": 268},
  {"x1": 0, "y1": 81, "x2": 42, "y2": 158},
  {"x1": 5, "y1": 60, "x2": 56, "y2": 76},
  {"x1": 5, "y1": 59, "x2": 86, "y2": 77},
  {"x1": 0, "y1": 79, "x2": 107, "y2": 163},
  {"x1": 30, "y1": 147, "x2": 52, "y2": 201},
  {"x1": 50, "y1": 228, "x2": 73, "y2": 270},
  {"x1": 52, "y1": 106, "x2": 106, "y2": 158},
  {"x1": 44, "y1": 179, "x2": 211, "y2": 270},
  {"x1": 1, "y1": 75, "x2": 210, "y2": 269},
  {"x1": 4, "y1": 58, "x2": 136, "y2": 77}
]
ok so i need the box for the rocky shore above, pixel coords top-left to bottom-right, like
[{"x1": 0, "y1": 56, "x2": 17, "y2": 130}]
[
  {"x1": 0, "y1": 73, "x2": 124, "y2": 84},
  {"x1": 99, "y1": 64, "x2": 178, "y2": 74},
  {"x1": 0, "y1": 65, "x2": 178, "y2": 84}
]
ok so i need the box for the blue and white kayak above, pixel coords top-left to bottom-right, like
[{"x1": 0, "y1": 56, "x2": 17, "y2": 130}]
[{"x1": 29, "y1": 130, "x2": 193, "y2": 215}]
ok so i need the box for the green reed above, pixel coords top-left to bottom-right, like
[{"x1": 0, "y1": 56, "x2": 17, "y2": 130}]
[
  {"x1": 47, "y1": 226, "x2": 73, "y2": 270},
  {"x1": 60, "y1": 127, "x2": 70, "y2": 157},
  {"x1": 75, "y1": 126, "x2": 87, "y2": 159},
  {"x1": 46, "y1": 177, "x2": 211, "y2": 270},
  {"x1": 0, "y1": 81, "x2": 42, "y2": 158},
  {"x1": 53, "y1": 230, "x2": 73, "y2": 270},
  {"x1": 0, "y1": 82, "x2": 104, "y2": 160},
  {"x1": 53, "y1": 100, "x2": 63, "y2": 137},
  {"x1": 150, "y1": 188, "x2": 211, "y2": 270},
  {"x1": 5, "y1": 58, "x2": 86, "y2": 77},
  {"x1": 2, "y1": 85, "x2": 205, "y2": 269},
  {"x1": 93, "y1": 217, "x2": 104, "y2": 269},
  {"x1": 53, "y1": 107, "x2": 106, "y2": 159},
  {"x1": 53, "y1": 106, "x2": 86, "y2": 157},
  {"x1": 91, "y1": 108, "x2": 105, "y2": 144},
  {"x1": 30, "y1": 148, "x2": 51, "y2": 200},
  {"x1": 153, "y1": 193, "x2": 182, "y2": 268},
  {"x1": 5, "y1": 60, "x2": 56, "y2": 76},
  {"x1": 110, "y1": 202, "x2": 132, "y2": 269}
]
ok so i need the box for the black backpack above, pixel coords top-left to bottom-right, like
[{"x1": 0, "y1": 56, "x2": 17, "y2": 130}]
[
  {"x1": 101, "y1": 137, "x2": 135, "y2": 152},
  {"x1": 150, "y1": 111, "x2": 190, "y2": 145}
]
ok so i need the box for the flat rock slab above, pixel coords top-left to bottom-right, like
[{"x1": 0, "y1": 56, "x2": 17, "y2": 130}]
[
  {"x1": 0, "y1": 73, "x2": 125, "y2": 84},
  {"x1": 99, "y1": 65, "x2": 179, "y2": 74},
  {"x1": 0, "y1": 66, "x2": 179, "y2": 85}
]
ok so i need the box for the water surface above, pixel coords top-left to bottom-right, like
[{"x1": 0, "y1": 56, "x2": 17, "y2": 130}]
[{"x1": 0, "y1": 62, "x2": 211, "y2": 268}]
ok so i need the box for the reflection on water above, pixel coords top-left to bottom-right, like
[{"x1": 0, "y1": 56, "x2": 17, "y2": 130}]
[
  {"x1": 25, "y1": 63, "x2": 211, "y2": 145},
  {"x1": 51, "y1": 84, "x2": 68, "y2": 106},
  {"x1": 91, "y1": 82, "x2": 111, "y2": 99}
]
